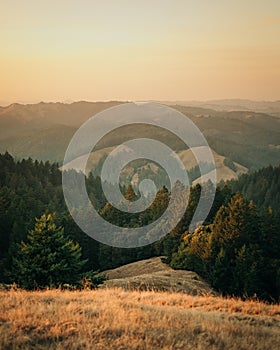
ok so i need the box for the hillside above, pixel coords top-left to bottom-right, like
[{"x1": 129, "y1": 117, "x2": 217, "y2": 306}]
[
  {"x1": 228, "y1": 164, "x2": 280, "y2": 212},
  {"x1": 172, "y1": 105, "x2": 280, "y2": 170},
  {"x1": 0, "y1": 288, "x2": 279, "y2": 349},
  {"x1": 1, "y1": 154, "x2": 279, "y2": 300},
  {"x1": 0, "y1": 101, "x2": 279, "y2": 170},
  {"x1": 166, "y1": 99, "x2": 280, "y2": 117},
  {"x1": 99, "y1": 257, "x2": 214, "y2": 295},
  {"x1": 62, "y1": 145, "x2": 248, "y2": 185},
  {"x1": 0, "y1": 101, "x2": 122, "y2": 163}
]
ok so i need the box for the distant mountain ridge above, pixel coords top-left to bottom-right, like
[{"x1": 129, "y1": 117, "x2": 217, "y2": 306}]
[
  {"x1": 165, "y1": 99, "x2": 280, "y2": 117},
  {"x1": 0, "y1": 101, "x2": 279, "y2": 174}
]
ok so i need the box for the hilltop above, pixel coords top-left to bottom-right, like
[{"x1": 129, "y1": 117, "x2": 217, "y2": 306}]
[{"x1": 98, "y1": 257, "x2": 214, "y2": 295}]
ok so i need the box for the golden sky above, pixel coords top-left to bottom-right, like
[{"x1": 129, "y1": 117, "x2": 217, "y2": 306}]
[{"x1": 1, "y1": 0, "x2": 280, "y2": 104}]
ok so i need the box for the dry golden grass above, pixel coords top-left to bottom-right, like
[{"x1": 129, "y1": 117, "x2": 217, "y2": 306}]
[
  {"x1": 0, "y1": 288, "x2": 279, "y2": 350},
  {"x1": 98, "y1": 257, "x2": 215, "y2": 295}
]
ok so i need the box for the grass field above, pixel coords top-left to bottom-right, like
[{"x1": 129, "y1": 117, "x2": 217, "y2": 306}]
[{"x1": 0, "y1": 288, "x2": 279, "y2": 350}]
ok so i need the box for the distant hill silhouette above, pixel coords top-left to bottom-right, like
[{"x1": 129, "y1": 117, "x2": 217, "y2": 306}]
[{"x1": 0, "y1": 101, "x2": 279, "y2": 171}]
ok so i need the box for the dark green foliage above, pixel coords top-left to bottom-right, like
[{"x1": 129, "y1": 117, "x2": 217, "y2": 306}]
[
  {"x1": 227, "y1": 165, "x2": 280, "y2": 213},
  {"x1": 0, "y1": 153, "x2": 101, "y2": 280},
  {"x1": 124, "y1": 184, "x2": 138, "y2": 202},
  {"x1": 60, "y1": 213, "x2": 100, "y2": 272},
  {"x1": 0, "y1": 152, "x2": 279, "y2": 299},
  {"x1": 79, "y1": 270, "x2": 107, "y2": 289},
  {"x1": 155, "y1": 184, "x2": 201, "y2": 262},
  {"x1": 98, "y1": 244, "x2": 156, "y2": 270},
  {"x1": 171, "y1": 193, "x2": 280, "y2": 300},
  {"x1": 12, "y1": 213, "x2": 87, "y2": 289},
  {"x1": 223, "y1": 157, "x2": 237, "y2": 172},
  {"x1": 188, "y1": 162, "x2": 216, "y2": 182},
  {"x1": 86, "y1": 174, "x2": 107, "y2": 210}
]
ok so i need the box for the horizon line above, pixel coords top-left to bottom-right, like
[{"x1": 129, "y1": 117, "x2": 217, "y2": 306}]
[{"x1": 1, "y1": 98, "x2": 280, "y2": 108}]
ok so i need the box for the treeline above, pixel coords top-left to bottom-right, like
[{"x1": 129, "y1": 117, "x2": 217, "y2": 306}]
[
  {"x1": 170, "y1": 193, "x2": 280, "y2": 300},
  {"x1": 0, "y1": 152, "x2": 279, "y2": 300},
  {"x1": 227, "y1": 165, "x2": 280, "y2": 213}
]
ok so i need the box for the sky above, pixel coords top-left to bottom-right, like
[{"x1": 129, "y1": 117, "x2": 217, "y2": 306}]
[{"x1": 1, "y1": 0, "x2": 280, "y2": 105}]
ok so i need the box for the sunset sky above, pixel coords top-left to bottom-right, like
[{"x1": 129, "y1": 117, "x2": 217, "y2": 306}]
[{"x1": 1, "y1": 0, "x2": 280, "y2": 104}]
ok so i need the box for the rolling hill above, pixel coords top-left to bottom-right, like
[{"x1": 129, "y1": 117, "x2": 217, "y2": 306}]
[
  {"x1": 62, "y1": 145, "x2": 248, "y2": 185},
  {"x1": 0, "y1": 101, "x2": 279, "y2": 173},
  {"x1": 98, "y1": 257, "x2": 214, "y2": 295},
  {"x1": 166, "y1": 99, "x2": 280, "y2": 117}
]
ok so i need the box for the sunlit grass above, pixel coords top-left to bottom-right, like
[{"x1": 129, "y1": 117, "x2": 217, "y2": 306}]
[{"x1": 0, "y1": 288, "x2": 279, "y2": 349}]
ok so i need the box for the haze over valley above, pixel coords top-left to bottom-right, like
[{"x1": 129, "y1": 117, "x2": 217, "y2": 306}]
[{"x1": 0, "y1": 100, "x2": 279, "y2": 183}]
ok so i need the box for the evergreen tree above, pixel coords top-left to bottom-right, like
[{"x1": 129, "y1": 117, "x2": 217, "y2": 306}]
[
  {"x1": 208, "y1": 193, "x2": 260, "y2": 295},
  {"x1": 170, "y1": 225, "x2": 212, "y2": 275},
  {"x1": 157, "y1": 184, "x2": 200, "y2": 261},
  {"x1": 124, "y1": 184, "x2": 138, "y2": 201},
  {"x1": 12, "y1": 213, "x2": 87, "y2": 289},
  {"x1": 211, "y1": 247, "x2": 233, "y2": 293},
  {"x1": 210, "y1": 193, "x2": 258, "y2": 255}
]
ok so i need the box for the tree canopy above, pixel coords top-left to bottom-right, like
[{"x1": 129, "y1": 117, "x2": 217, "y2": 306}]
[{"x1": 12, "y1": 213, "x2": 86, "y2": 289}]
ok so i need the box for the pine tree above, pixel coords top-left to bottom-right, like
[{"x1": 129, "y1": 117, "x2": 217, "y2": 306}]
[
  {"x1": 211, "y1": 247, "x2": 233, "y2": 293},
  {"x1": 157, "y1": 183, "x2": 200, "y2": 261},
  {"x1": 148, "y1": 185, "x2": 169, "y2": 221},
  {"x1": 124, "y1": 184, "x2": 138, "y2": 202},
  {"x1": 210, "y1": 193, "x2": 257, "y2": 255},
  {"x1": 209, "y1": 193, "x2": 263, "y2": 296},
  {"x1": 13, "y1": 213, "x2": 87, "y2": 289},
  {"x1": 170, "y1": 225, "x2": 212, "y2": 277}
]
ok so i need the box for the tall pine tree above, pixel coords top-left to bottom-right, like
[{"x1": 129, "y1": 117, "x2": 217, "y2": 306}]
[{"x1": 12, "y1": 213, "x2": 86, "y2": 289}]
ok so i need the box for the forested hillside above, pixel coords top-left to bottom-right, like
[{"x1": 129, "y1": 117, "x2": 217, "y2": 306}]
[
  {"x1": 227, "y1": 165, "x2": 280, "y2": 212},
  {"x1": 0, "y1": 152, "x2": 279, "y2": 299},
  {"x1": 0, "y1": 102, "x2": 279, "y2": 171}
]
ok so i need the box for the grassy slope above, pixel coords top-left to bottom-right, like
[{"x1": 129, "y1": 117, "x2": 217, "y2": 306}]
[
  {"x1": 99, "y1": 257, "x2": 214, "y2": 295},
  {"x1": 0, "y1": 288, "x2": 279, "y2": 350}
]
